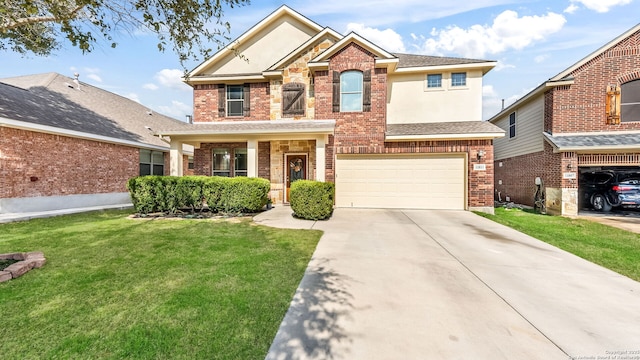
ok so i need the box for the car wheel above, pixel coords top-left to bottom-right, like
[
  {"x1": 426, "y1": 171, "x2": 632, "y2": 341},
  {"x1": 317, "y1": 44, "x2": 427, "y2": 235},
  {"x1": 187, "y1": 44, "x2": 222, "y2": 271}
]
[{"x1": 592, "y1": 194, "x2": 612, "y2": 212}]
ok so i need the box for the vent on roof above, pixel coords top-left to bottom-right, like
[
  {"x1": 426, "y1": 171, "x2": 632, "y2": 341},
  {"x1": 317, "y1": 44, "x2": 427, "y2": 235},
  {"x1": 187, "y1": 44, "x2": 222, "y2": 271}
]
[{"x1": 73, "y1": 73, "x2": 81, "y2": 90}]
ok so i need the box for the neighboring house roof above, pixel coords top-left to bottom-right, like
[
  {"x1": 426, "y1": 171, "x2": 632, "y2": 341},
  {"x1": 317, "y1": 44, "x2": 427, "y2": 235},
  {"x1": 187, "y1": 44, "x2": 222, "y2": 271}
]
[
  {"x1": 489, "y1": 23, "x2": 640, "y2": 122},
  {"x1": 386, "y1": 122, "x2": 505, "y2": 141},
  {"x1": 0, "y1": 73, "x2": 190, "y2": 151},
  {"x1": 544, "y1": 131, "x2": 640, "y2": 152}
]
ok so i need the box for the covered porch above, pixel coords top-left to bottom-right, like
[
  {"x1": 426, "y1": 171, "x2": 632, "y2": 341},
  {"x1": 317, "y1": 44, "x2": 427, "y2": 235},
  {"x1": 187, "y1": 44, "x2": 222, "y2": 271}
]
[{"x1": 156, "y1": 120, "x2": 335, "y2": 204}]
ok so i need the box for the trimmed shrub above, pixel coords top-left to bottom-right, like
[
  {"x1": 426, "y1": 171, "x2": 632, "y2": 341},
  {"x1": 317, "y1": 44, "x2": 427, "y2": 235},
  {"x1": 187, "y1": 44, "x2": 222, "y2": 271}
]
[
  {"x1": 289, "y1": 180, "x2": 334, "y2": 220},
  {"x1": 127, "y1": 176, "x2": 270, "y2": 215}
]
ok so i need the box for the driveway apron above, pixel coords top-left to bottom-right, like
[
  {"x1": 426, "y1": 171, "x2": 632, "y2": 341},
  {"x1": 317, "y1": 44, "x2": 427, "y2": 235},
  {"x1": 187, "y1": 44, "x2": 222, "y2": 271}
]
[{"x1": 264, "y1": 209, "x2": 640, "y2": 360}]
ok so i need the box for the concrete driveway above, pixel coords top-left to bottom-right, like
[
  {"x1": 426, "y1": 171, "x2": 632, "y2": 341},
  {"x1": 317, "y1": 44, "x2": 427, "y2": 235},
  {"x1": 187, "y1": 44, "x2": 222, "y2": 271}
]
[{"x1": 257, "y1": 208, "x2": 640, "y2": 360}]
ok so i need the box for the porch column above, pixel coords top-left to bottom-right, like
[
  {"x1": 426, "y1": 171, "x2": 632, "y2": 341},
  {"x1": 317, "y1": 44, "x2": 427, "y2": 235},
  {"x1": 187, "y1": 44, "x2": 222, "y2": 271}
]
[
  {"x1": 169, "y1": 141, "x2": 184, "y2": 176},
  {"x1": 247, "y1": 139, "x2": 258, "y2": 178},
  {"x1": 316, "y1": 135, "x2": 326, "y2": 182}
]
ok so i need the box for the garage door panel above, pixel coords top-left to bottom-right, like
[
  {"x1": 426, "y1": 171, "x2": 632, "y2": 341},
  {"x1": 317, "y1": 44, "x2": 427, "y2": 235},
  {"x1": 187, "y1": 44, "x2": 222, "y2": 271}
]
[{"x1": 335, "y1": 155, "x2": 466, "y2": 210}]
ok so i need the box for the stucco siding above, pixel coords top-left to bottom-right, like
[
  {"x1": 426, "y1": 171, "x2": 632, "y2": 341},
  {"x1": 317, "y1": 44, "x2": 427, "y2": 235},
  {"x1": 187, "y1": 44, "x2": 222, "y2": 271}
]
[
  {"x1": 494, "y1": 95, "x2": 544, "y2": 160},
  {"x1": 386, "y1": 70, "x2": 483, "y2": 124},
  {"x1": 204, "y1": 16, "x2": 317, "y2": 75}
]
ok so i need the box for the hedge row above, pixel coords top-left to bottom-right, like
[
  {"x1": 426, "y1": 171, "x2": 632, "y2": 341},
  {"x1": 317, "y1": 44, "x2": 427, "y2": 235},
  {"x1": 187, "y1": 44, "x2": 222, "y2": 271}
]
[
  {"x1": 126, "y1": 176, "x2": 270, "y2": 214},
  {"x1": 290, "y1": 180, "x2": 335, "y2": 220}
]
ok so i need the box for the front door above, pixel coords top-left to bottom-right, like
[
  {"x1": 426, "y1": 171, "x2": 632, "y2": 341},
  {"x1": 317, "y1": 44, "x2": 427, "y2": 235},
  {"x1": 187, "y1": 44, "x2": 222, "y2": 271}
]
[{"x1": 285, "y1": 154, "x2": 307, "y2": 202}]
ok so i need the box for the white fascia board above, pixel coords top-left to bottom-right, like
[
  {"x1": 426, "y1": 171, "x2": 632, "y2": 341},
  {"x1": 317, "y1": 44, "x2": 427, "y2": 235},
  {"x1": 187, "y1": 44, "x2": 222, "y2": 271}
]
[
  {"x1": 186, "y1": 74, "x2": 266, "y2": 84},
  {"x1": 308, "y1": 61, "x2": 330, "y2": 70},
  {"x1": 311, "y1": 32, "x2": 396, "y2": 62},
  {"x1": 393, "y1": 61, "x2": 497, "y2": 74},
  {"x1": 0, "y1": 117, "x2": 168, "y2": 151},
  {"x1": 545, "y1": 79, "x2": 574, "y2": 87},
  {"x1": 262, "y1": 70, "x2": 283, "y2": 77},
  {"x1": 385, "y1": 132, "x2": 505, "y2": 141}
]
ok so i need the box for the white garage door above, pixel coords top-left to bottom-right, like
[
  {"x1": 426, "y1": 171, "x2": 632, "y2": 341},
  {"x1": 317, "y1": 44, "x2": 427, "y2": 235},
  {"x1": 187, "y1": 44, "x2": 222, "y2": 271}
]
[{"x1": 335, "y1": 154, "x2": 466, "y2": 210}]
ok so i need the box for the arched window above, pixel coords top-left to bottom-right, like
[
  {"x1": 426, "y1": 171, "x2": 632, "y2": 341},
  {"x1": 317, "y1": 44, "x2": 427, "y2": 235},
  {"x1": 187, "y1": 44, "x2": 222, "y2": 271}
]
[
  {"x1": 621, "y1": 79, "x2": 640, "y2": 123},
  {"x1": 340, "y1": 71, "x2": 363, "y2": 112}
]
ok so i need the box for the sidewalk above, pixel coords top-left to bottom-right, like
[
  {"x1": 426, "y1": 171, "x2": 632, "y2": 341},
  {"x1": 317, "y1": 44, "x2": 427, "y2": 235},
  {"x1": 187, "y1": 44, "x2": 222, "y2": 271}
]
[{"x1": 0, "y1": 204, "x2": 132, "y2": 224}]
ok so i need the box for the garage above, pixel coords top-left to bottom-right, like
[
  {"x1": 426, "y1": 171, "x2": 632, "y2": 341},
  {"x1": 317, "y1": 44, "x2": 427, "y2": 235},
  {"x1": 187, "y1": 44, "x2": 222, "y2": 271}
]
[{"x1": 335, "y1": 154, "x2": 466, "y2": 209}]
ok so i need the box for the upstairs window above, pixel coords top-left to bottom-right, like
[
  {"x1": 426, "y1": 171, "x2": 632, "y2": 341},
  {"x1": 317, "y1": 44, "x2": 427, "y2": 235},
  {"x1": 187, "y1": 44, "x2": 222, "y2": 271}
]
[
  {"x1": 451, "y1": 72, "x2": 467, "y2": 87},
  {"x1": 621, "y1": 79, "x2": 640, "y2": 123},
  {"x1": 427, "y1": 74, "x2": 442, "y2": 88},
  {"x1": 333, "y1": 70, "x2": 371, "y2": 112},
  {"x1": 218, "y1": 84, "x2": 250, "y2": 117},
  {"x1": 340, "y1": 71, "x2": 363, "y2": 112},
  {"x1": 226, "y1": 85, "x2": 244, "y2": 116},
  {"x1": 509, "y1": 112, "x2": 516, "y2": 138}
]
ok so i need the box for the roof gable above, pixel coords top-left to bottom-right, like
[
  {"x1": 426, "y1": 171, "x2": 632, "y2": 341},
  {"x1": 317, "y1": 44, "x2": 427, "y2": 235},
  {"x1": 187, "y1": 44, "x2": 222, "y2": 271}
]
[
  {"x1": 310, "y1": 32, "x2": 398, "y2": 64},
  {"x1": 551, "y1": 23, "x2": 640, "y2": 81},
  {"x1": 187, "y1": 6, "x2": 323, "y2": 79},
  {"x1": 266, "y1": 27, "x2": 343, "y2": 72}
]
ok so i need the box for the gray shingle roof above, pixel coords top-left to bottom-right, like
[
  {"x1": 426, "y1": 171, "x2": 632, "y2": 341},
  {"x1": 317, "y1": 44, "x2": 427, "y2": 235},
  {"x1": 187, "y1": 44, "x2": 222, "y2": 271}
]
[
  {"x1": 157, "y1": 120, "x2": 335, "y2": 135},
  {"x1": 387, "y1": 121, "x2": 504, "y2": 136},
  {"x1": 0, "y1": 73, "x2": 189, "y2": 148},
  {"x1": 544, "y1": 132, "x2": 640, "y2": 150},
  {"x1": 392, "y1": 53, "x2": 493, "y2": 68}
]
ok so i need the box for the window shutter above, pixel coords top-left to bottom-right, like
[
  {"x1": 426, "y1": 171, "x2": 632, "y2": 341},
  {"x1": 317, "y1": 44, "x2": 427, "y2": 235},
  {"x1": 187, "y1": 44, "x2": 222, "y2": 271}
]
[
  {"x1": 243, "y1": 83, "x2": 251, "y2": 117},
  {"x1": 363, "y1": 69, "x2": 371, "y2": 112},
  {"x1": 332, "y1": 71, "x2": 340, "y2": 112},
  {"x1": 217, "y1": 84, "x2": 225, "y2": 117},
  {"x1": 282, "y1": 83, "x2": 305, "y2": 116},
  {"x1": 606, "y1": 85, "x2": 621, "y2": 125}
]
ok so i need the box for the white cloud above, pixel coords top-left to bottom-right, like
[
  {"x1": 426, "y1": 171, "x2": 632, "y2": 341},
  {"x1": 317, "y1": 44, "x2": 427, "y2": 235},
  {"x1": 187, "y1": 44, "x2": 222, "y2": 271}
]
[
  {"x1": 568, "y1": 0, "x2": 632, "y2": 13},
  {"x1": 157, "y1": 100, "x2": 192, "y2": 119},
  {"x1": 143, "y1": 83, "x2": 159, "y2": 90},
  {"x1": 534, "y1": 54, "x2": 550, "y2": 63},
  {"x1": 493, "y1": 61, "x2": 516, "y2": 71},
  {"x1": 154, "y1": 69, "x2": 189, "y2": 90},
  {"x1": 87, "y1": 73, "x2": 102, "y2": 83},
  {"x1": 126, "y1": 93, "x2": 141, "y2": 103},
  {"x1": 345, "y1": 23, "x2": 406, "y2": 53},
  {"x1": 564, "y1": 4, "x2": 580, "y2": 13},
  {"x1": 414, "y1": 10, "x2": 567, "y2": 58}
]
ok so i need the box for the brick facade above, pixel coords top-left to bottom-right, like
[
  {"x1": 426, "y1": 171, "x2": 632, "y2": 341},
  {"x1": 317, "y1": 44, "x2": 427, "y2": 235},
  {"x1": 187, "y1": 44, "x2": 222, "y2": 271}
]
[
  {"x1": 193, "y1": 82, "x2": 270, "y2": 123},
  {"x1": 497, "y1": 28, "x2": 640, "y2": 215},
  {"x1": 1, "y1": 127, "x2": 139, "y2": 199}
]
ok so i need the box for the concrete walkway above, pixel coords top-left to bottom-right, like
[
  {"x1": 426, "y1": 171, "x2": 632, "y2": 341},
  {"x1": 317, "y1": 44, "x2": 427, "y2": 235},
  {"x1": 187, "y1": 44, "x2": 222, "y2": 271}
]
[
  {"x1": 255, "y1": 207, "x2": 640, "y2": 360},
  {"x1": 0, "y1": 204, "x2": 132, "y2": 224}
]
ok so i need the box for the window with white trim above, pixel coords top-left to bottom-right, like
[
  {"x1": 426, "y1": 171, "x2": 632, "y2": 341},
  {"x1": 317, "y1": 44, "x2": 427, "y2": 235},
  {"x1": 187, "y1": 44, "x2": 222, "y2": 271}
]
[
  {"x1": 427, "y1": 74, "x2": 442, "y2": 88},
  {"x1": 139, "y1": 149, "x2": 164, "y2": 176},
  {"x1": 340, "y1": 71, "x2": 363, "y2": 112},
  {"x1": 451, "y1": 72, "x2": 467, "y2": 87},
  {"x1": 226, "y1": 85, "x2": 244, "y2": 117}
]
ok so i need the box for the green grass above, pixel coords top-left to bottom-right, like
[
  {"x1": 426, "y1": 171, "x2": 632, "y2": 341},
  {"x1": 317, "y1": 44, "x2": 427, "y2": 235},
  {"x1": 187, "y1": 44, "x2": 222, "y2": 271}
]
[
  {"x1": 0, "y1": 210, "x2": 321, "y2": 359},
  {"x1": 477, "y1": 207, "x2": 640, "y2": 281}
]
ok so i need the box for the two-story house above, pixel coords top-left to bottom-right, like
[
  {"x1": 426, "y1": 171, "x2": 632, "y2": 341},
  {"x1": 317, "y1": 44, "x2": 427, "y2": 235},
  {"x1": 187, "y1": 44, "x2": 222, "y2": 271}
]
[
  {"x1": 157, "y1": 6, "x2": 504, "y2": 213},
  {"x1": 490, "y1": 23, "x2": 640, "y2": 216}
]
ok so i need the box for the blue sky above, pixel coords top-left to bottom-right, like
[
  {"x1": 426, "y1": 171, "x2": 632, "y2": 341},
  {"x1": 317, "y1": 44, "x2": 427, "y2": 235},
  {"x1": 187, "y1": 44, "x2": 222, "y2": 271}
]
[{"x1": 1, "y1": 0, "x2": 638, "y2": 120}]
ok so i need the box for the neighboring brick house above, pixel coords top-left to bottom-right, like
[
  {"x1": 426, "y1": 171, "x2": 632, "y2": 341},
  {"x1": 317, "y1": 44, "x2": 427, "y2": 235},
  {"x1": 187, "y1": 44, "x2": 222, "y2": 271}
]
[
  {"x1": 489, "y1": 24, "x2": 640, "y2": 216},
  {"x1": 157, "y1": 6, "x2": 504, "y2": 212},
  {"x1": 0, "y1": 73, "x2": 192, "y2": 213}
]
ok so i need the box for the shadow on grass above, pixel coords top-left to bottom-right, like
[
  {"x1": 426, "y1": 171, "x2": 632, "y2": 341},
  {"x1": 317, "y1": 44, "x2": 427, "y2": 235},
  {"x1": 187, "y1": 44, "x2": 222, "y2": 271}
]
[{"x1": 266, "y1": 258, "x2": 353, "y2": 360}]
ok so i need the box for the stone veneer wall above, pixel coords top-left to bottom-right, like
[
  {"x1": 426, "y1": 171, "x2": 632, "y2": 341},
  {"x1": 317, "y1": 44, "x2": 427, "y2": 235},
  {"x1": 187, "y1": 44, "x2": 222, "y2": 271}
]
[{"x1": 269, "y1": 140, "x2": 316, "y2": 203}]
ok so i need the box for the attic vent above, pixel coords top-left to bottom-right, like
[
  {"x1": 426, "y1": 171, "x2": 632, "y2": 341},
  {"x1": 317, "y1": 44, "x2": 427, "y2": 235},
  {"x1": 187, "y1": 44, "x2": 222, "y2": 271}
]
[{"x1": 146, "y1": 110, "x2": 153, "y2": 116}]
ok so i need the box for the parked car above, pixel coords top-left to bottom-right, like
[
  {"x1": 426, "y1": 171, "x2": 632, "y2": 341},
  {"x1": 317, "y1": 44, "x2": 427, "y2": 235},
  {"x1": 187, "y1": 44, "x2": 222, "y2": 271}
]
[{"x1": 580, "y1": 170, "x2": 640, "y2": 212}]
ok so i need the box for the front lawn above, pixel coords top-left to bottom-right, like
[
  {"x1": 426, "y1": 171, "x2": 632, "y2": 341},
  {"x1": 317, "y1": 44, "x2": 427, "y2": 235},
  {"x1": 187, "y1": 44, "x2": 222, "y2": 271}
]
[
  {"x1": 0, "y1": 210, "x2": 321, "y2": 359},
  {"x1": 477, "y1": 207, "x2": 640, "y2": 281}
]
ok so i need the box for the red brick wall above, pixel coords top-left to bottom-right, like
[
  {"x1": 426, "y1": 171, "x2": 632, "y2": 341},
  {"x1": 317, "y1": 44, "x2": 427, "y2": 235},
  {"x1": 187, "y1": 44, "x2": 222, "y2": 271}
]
[
  {"x1": 258, "y1": 141, "x2": 270, "y2": 179},
  {"x1": 548, "y1": 29, "x2": 640, "y2": 134},
  {"x1": 193, "y1": 82, "x2": 270, "y2": 122},
  {"x1": 494, "y1": 142, "x2": 561, "y2": 206},
  {"x1": 0, "y1": 127, "x2": 138, "y2": 199},
  {"x1": 315, "y1": 43, "x2": 387, "y2": 153},
  {"x1": 385, "y1": 140, "x2": 495, "y2": 208}
]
